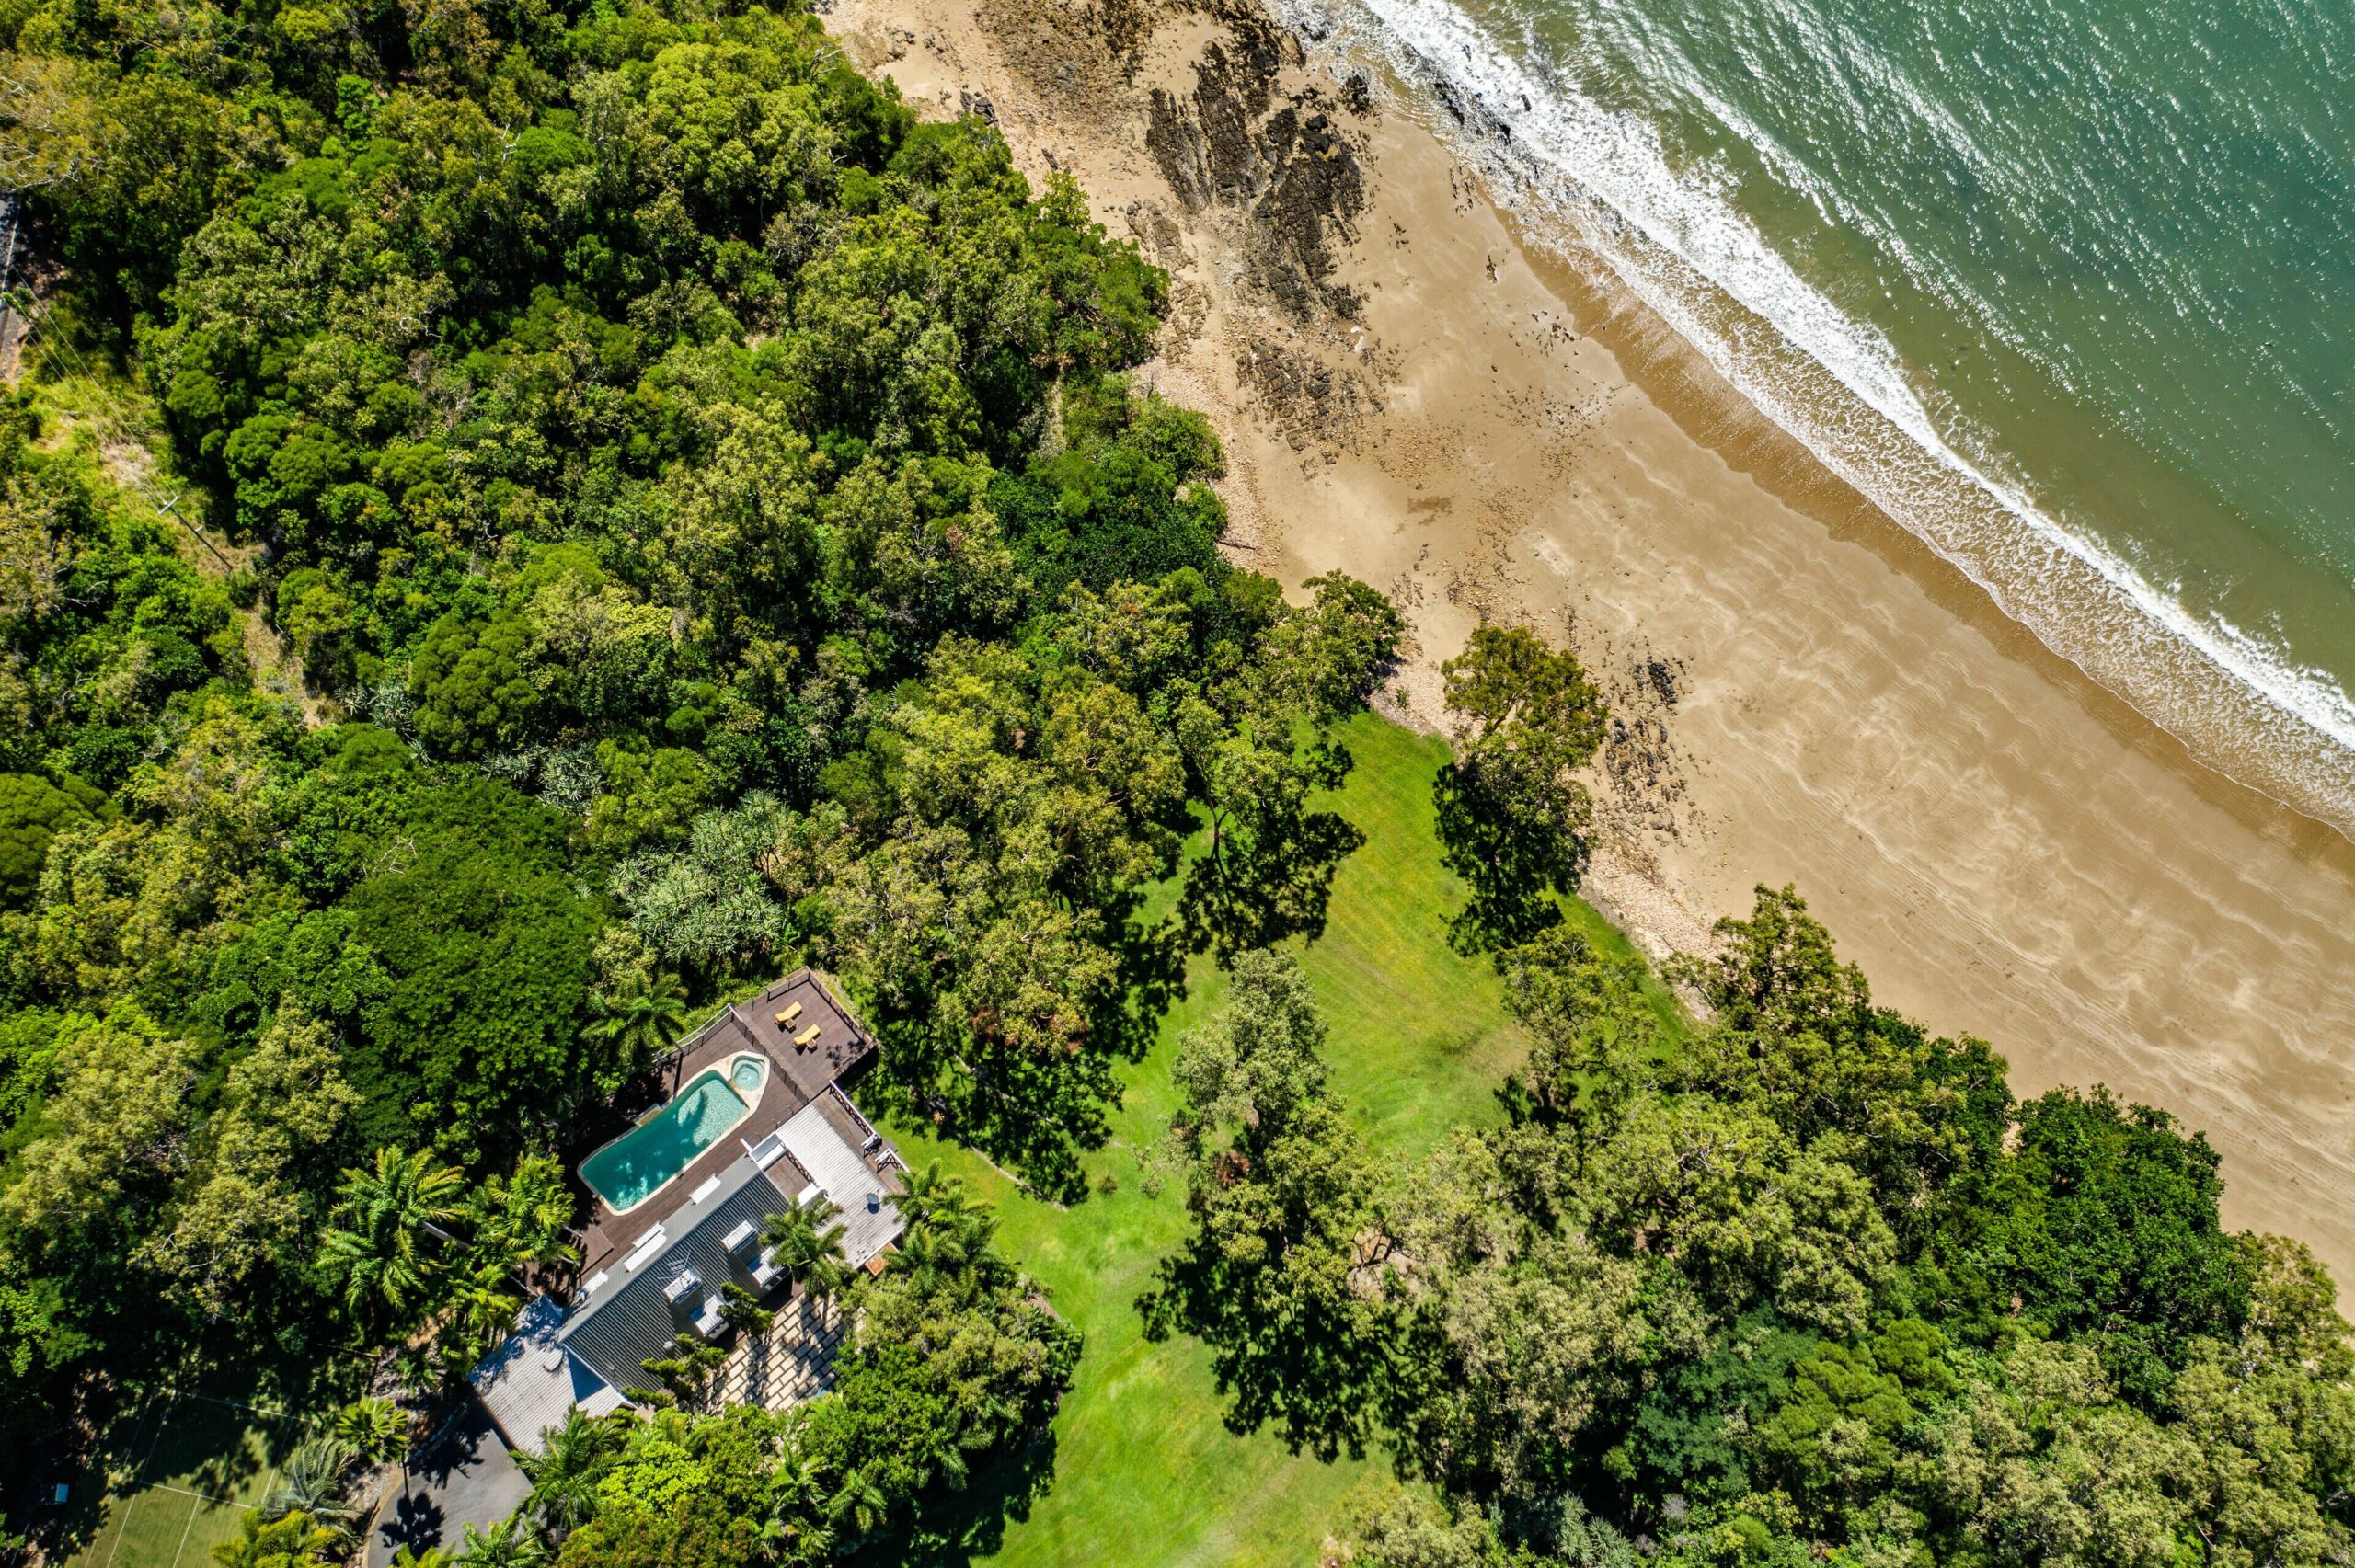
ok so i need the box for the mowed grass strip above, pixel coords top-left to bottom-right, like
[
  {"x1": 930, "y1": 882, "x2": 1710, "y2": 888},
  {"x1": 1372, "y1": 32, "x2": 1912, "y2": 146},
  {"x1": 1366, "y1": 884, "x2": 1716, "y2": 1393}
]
[
  {"x1": 885, "y1": 715, "x2": 1672, "y2": 1567},
  {"x1": 63, "y1": 1393, "x2": 311, "y2": 1568}
]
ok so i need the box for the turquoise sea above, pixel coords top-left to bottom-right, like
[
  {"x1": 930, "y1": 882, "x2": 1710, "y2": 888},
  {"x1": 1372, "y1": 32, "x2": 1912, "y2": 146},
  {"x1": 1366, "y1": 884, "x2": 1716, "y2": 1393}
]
[{"x1": 1313, "y1": 0, "x2": 2355, "y2": 830}]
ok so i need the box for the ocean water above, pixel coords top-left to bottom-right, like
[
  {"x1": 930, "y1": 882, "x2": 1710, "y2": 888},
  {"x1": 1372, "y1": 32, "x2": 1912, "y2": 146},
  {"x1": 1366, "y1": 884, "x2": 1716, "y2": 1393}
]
[{"x1": 1298, "y1": 0, "x2": 2355, "y2": 831}]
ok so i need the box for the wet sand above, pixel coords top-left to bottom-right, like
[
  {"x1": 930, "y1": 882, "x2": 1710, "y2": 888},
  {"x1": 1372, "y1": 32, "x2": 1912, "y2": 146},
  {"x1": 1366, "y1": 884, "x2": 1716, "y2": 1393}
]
[{"x1": 833, "y1": 0, "x2": 2355, "y2": 1284}]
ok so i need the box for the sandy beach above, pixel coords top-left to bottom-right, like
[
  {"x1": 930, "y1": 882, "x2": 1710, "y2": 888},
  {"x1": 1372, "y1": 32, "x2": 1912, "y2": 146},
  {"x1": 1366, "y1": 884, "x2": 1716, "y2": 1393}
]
[{"x1": 831, "y1": 0, "x2": 2355, "y2": 1284}]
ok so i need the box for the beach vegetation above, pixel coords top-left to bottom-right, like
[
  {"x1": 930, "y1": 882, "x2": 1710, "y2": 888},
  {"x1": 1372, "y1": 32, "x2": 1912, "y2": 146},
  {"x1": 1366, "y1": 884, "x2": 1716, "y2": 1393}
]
[{"x1": 0, "y1": 0, "x2": 2347, "y2": 1565}]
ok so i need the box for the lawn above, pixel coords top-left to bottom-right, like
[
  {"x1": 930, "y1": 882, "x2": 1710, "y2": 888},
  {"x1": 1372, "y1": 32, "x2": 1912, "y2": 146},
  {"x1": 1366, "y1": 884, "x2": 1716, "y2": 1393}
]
[
  {"x1": 60, "y1": 1387, "x2": 316, "y2": 1568},
  {"x1": 883, "y1": 714, "x2": 1683, "y2": 1567},
  {"x1": 47, "y1": 715, "x2": 1662, "y2": 1568}
]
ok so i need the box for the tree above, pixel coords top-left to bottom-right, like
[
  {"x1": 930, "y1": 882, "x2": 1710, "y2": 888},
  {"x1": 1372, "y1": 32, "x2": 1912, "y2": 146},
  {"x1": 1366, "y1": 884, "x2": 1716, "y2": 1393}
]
[
  {"x1": 1432, "y1": 624, "x2": 1608, "y2": 956},
  {"x1": 335, "y1": 777, "x2": 599, "y2": 1163},
  {"x1": 638, "y1": 1334, "x2": 727, "y2": 1404},
  {"x1": 212, "y1": 1508, "x2": 341, "y2": 1568},
  {"x1": 891, "y1": 1161, "x2": 980, "y2": 1229},
  {"x1": 1933, "y1": 1084, "x2": 2252, "y2": 1398},
  {"x1": 138, "y1": 1004, "x2": 360, "y2": 1319},
  {"x1": 1671, "y1": 886, "x2": 2012, "y2": 1241},
  {"x1": 316, "y1": 1146, "x2": 465, "y2": 1327},
  {"x1": 463, "y1": 1154, "x2": 578, "y2": 1283},
  {"x1": 583, "y1": 975, "x2": 689, "y2": 1079},
  {"x1": 0, "y1": 772, "x2": 104, "y2": 906},
  {"x1": 458, "y1": 1513, "x2": 549, "y2": 1568},
  {"x1": 332, "y1": 1398, "x2": 408, "y2": 1471},
  {"x1": 762, "y1": 1195, "x2": 851, "y2": 1303},
  {"x1": 717, "y1": 1283, "x2": 773, "y2": 1341},
  {"x1": 0, "y1": 1010, "x2": 200, "y2": 1240},
  {"x1": 1141, "y1": 953, "x2": 1396, "y2": 1459},
  {"x1": 258, "y1": 1436, "x2": 357, "y2": 1529},
  {"x1": 1168, "y1": 948, "x2": 1331, "y2": 1150},
  {"x1": 517, "y1": 1408, "x2": 625, "y2": 1540}
]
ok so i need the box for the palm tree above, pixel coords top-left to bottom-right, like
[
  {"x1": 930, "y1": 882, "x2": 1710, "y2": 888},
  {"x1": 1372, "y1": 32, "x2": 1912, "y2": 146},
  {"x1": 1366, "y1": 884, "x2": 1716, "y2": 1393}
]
[
  {"x1": 214, "y1": 1509, "x2": 341, "y2": 1568},
  {"x1": 388, "y1": 1547, "x2": 456, "y2": 1568},
  {"x1": 517, "y1": 1407, "x2": 624, "y2": 1541},
  {"x1": 761, "y1": 1195, "x2": 850, "y2": 1302},
  {"x1": 586, "y1": 973, "x2": 690, "y2": 1071},
  {"x1": 887, "y1": 1220, "x2": 969, "y2": 1287},
  {"x1": 464, "y1": 1154, "x2": 579, "y2": 1284},
  {"x1": 316, "y1": 1147, "x2": 465, "y2": 1325},
  {"x1": 456, "y1": 1512, "x2": 547, "y2": 1568},
  {"x1": 331, "y1": 1395, "x2": 411, "y2": 1515},
  {"x1": 332, "y1": 1398, "x2": 408, "y2": 1470},
  {"x1": 451, "y1": 1265, "x2": 524, "y2": 1354},
  {"x1": 893, "y1": 1160, "x2": 979, "y2": 1227},
  {"x1": 259, "y1": 1436, "x2": 356, "y2": 1529},
  {"x1": 826, "y1": 1466, "x2": 889, "y2": 1539}
]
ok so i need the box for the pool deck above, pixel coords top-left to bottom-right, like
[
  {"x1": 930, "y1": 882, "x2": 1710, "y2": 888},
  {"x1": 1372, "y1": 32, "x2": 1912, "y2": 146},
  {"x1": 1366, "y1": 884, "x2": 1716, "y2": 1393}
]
[{"x1": 574, "y1": 970, "x2": 880, "y2": 1286}]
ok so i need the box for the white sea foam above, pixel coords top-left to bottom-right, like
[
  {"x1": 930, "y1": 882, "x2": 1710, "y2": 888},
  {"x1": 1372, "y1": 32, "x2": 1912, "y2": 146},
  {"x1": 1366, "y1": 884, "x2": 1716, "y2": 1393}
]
[{"x1": 1279, "y1": 0, "x2": 2355, "y2": 832}]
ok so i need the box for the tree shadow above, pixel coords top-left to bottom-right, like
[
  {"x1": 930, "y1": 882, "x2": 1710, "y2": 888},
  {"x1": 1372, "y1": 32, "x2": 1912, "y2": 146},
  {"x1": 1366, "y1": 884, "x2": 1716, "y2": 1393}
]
[
  {"x1": 1177, "y1": 809, "x2": 1364, "y2": 965},
  {"x1": 867, "y1": 1425, "x2": 1062, "y2": 1567},
  {"x1": 1135, "y1": 1239, "x2": 1382, "y2": 1465},
  {"x1": 1431, "y1": 761, "x2": 1587, "y2": 958}
]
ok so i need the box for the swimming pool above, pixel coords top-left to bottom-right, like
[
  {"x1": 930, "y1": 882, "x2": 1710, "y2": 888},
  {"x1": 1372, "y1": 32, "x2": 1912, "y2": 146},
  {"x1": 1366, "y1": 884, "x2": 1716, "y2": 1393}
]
[{"x1": 580, "y1": 1052, "x2": 770, "y2": 1213}]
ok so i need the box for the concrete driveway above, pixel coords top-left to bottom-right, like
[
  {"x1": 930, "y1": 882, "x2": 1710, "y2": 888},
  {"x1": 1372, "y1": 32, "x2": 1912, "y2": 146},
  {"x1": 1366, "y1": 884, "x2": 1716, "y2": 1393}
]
[{"x1": 366, "y1": 1404, "x2": 531, "y2": 1565}]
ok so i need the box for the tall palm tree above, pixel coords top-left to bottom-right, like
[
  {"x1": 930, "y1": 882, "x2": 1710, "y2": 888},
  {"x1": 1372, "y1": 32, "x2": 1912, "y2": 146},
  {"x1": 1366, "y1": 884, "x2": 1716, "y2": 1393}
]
[
  {"x1": 456, "y1": 1512, "x2": 547, "y2": 1568},
  {"x1": 761, "y1": 1195, "x2": 850, "y2": 1302},
  {"x1": 887, "y1": 1220, "x2": 970, "y2": 1288},
  {"x1": 316, "y1": 1147, "x2": 465, "y2": 1324},
  {"x1": 516, "y1": 1407, "x2": 625, "y2": 1541},
  {"x1": 464, "y1": 1154, "x2": 579, "y2": 1284},
  {"x1": 586, "y1": 973, "x2": 690, "y2": 1071},
  {"x1": 332, "y1": 1395, "x2": 411, "y2": 1514},
  {"x1": 451, "y1": 1264, "x2": 523, "y2": 1353}
]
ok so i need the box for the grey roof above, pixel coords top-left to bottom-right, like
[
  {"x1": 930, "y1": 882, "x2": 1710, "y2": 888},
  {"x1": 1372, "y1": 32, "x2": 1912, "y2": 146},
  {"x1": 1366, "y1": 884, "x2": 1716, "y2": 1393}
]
[
  {"x1": 557, "y1": 1157, "x2": 796, "y2": 1395},
  {"x1": 775, "y1": 1093, "x2": 903, "y2": 1267},
  {"x1": 469, "y1": 1297, "x2": 626, "y2": 1455}
]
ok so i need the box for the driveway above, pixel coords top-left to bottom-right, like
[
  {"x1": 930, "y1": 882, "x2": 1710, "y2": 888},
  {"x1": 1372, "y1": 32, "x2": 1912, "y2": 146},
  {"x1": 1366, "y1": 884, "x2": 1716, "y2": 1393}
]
[{"x1": 366, "y1": 1404, "x2": 531, "y2": 1565}]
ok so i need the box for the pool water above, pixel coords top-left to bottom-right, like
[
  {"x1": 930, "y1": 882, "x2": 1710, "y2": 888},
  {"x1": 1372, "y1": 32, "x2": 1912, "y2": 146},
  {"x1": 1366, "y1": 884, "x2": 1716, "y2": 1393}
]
[{"x1": 580, "y1": 1065, "x2": 755, "y2": 1213}]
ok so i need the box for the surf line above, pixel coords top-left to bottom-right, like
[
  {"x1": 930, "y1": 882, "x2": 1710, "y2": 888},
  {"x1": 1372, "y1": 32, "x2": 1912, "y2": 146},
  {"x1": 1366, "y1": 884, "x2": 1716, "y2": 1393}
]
[{"x1": 1277, "y1": 0, "x2": 2355, "y2": 837}]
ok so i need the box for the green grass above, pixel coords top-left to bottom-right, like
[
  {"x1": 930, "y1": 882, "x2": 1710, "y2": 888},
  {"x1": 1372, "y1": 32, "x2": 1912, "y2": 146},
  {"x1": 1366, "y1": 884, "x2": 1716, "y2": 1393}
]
[
  {"x1": 883, "y1": 714, "x2": 1684, "y2": 1567},
  {"x1": 59, "y1": 1386, "x2": 315, "y2": 1568},
  {"x1": 48, "y1": 716, "x2": 1670, "y2": 1568}
]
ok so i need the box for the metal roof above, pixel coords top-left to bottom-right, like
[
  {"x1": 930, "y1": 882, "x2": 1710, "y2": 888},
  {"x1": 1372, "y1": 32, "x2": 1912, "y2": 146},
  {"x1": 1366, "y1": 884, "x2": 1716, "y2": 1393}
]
[
  {"x1": 775, "y1": 1093, "x2": 903, "y2": 1268},
  {"x1": 468, "y1": 1297, "x2": 626, "y2": 1455},
  {"x1": 557, "y1": 1156, "x2": 796, "y2": 1396}
]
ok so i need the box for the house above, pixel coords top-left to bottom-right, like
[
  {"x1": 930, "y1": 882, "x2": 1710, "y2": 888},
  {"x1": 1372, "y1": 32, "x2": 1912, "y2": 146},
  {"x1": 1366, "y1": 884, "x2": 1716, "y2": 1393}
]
[{"x1": 470, "y1": 970, "x2": 904, "y2": 1455}]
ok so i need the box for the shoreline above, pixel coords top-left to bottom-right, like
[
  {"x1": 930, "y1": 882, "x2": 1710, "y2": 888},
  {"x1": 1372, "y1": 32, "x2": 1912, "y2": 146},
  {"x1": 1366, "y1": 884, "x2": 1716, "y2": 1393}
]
[
  {"x1": 1320, "y1": 0, "x2": 2355, "y2": 841},
  {"x1": 831, "y1": 0, "x2": 2355, "y2": 1286}
]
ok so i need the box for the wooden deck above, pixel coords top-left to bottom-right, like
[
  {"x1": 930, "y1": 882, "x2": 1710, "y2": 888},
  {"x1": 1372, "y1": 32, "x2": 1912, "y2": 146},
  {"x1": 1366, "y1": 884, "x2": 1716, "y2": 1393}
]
[{"x1": 575, "y1": 971, "x2": 873, "y2": 1284}]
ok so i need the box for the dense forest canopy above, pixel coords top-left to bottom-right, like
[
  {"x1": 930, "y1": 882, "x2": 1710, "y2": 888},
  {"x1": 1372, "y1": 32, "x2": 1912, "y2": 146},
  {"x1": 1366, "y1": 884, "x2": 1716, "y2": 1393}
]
[
  {"x1": 2, "y1": 0, "x2": 2349, "y2": 1563},
  {"x1": 1155, "y1": 896, "x2": 2355, "y2": 1568},
  {"x1": 0, "y1": 0, "x2": 1393, "y2": 1549}
]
